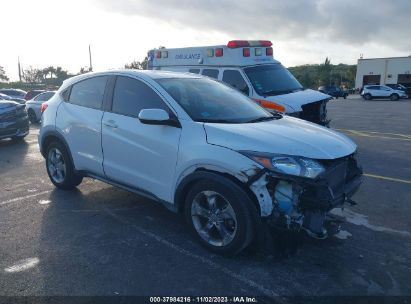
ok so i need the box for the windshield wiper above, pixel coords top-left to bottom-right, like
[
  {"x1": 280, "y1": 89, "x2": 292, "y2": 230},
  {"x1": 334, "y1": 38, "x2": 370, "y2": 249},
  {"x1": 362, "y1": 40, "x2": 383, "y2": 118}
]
[
  {"x1": 261, "y1": 88, "x2": 303, "y2": 96},
  {"x1": 197, "y1": 119, "x2": 237, "y2": 123},
  {"x1": 246, "y1": 116, "x2": 280, "y2": 123}
]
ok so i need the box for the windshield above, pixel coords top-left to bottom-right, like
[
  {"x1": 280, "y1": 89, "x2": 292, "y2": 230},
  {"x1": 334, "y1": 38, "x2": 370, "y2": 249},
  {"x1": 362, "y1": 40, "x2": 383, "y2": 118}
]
[
  {"x1": 156, "y1": 77, "x2": 277, "y2": 123},
  {"x1": 244, "y1": 64, "x2": 303, "y2": 96}
]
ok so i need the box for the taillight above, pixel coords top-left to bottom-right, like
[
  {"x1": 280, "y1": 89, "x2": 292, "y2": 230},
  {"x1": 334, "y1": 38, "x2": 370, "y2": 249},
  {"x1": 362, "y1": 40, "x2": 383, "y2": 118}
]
[
  {"x1": 215, "y1": 48, "x2": 223, "y2": 57},
  {"x1": 41, "y1": 103, "x2": 48, "y2": 113},
  {"x1": 266, "y1": 47, "x2": 273, "y2": 56},
  {"x1": 243, "y1": 48, "x2": 250, "y2": 57},
  {"x1": 254, "y1": 99, "x2": 285, "y2": 112}
]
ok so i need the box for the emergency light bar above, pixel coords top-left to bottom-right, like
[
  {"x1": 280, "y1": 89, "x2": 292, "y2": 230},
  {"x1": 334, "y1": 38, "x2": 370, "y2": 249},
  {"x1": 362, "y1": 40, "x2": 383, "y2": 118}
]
[{"x1": 227, "y1": 40, "x2": 272, "y2": 48}]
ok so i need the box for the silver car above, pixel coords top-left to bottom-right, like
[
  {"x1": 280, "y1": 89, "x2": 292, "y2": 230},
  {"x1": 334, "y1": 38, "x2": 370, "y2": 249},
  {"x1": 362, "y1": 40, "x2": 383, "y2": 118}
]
[{"x1": 25, "y1": 91, "x2": 55, "y2": 123}]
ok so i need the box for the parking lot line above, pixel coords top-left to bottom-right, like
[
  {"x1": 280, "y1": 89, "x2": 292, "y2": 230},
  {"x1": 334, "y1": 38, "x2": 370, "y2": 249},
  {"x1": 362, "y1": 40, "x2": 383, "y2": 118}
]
[
  {"x1": 0, "y1": 190, "x2": 51, "y2": 206},
  {"x1": 364, "y1": 173, "x2": 411, "y2": 185},
  {"x1": 102, "y1": 207, "x2": 283, "y2": 300},
  {"x1": 336, "y1": 129, "x2": 411, "y2": 141}
]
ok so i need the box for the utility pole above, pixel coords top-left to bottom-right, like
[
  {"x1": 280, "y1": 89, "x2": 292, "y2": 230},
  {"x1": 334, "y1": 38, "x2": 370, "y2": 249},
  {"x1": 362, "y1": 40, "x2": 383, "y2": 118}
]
[
  {"x1": 18, "y1": 57, "x2": 22, "y2": 82},
  {"x1": 89, "y1": 45, "x2": 93, "y2": 72}
]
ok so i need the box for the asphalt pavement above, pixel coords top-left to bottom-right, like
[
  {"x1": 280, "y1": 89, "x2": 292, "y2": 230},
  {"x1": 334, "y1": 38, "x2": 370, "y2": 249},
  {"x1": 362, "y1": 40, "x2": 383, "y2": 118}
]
[{"x1": 0, "y1": 96, "x2": 410, "y2": 301}]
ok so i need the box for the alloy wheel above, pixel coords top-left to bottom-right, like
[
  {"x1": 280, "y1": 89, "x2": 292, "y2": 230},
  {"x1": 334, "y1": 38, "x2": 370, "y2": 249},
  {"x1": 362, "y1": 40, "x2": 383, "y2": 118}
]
[
  {"x1": 191, "y1": 190, "x2": 238, "y2": 247},
  {"x1": 47, "y1": 148, "x2": 66, "y2": 184}
]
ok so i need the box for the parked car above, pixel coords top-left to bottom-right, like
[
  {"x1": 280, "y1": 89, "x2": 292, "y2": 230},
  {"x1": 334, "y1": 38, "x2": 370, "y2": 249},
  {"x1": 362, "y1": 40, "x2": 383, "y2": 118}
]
[
  {"x1": 318, "y1": 86, "x2": 348, "y2": 99},
  {"x1": 25, "y1": 90, "x2": 46, "y2": 101},
  {"x1": 0, "y1": 92, "x2": 26, "y2": 104},
  {"x1": 361, "y1": 85, "x2": 408, "y2": 101},
  {"x1": 0, "y1": 88, "x2": 27, "y2": 100},
  {"x1": 0, "y1": 100, "x2": 29, "y2": 141},
  {"x1": 385, "y1": 84, "x2": 411, "y2": 97},
  {"x1": 0, "y1": 93, "x2": 12, "y2": 100},
  {"x1": 39, "y1": 70, "x2": 362, "y2": 255},
  {"x1": 26, "y1": 91, "x2": 55, "y2": 123}
]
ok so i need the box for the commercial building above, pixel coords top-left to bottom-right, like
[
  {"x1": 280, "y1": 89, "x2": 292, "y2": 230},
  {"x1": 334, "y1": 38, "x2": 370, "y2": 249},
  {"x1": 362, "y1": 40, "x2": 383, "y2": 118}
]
[{"x1": 355, "y1": 56, "x2": 411, "y2": 89}]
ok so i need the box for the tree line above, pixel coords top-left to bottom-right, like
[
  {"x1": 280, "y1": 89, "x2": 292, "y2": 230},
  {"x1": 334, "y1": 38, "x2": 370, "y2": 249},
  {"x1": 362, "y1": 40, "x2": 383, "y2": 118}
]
[
  {"x1": 288, "y1": 57, "x2": 357, "y2": 89},
  {"x1": 1, "y1": 57, "x2": 355, "y2": 90}
]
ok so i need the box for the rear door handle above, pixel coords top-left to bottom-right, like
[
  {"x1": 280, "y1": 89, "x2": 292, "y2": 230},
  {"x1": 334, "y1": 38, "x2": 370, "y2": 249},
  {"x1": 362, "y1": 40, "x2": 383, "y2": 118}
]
[{"x1": 103, "y1": 120, "x2": 118, "y2": 128}]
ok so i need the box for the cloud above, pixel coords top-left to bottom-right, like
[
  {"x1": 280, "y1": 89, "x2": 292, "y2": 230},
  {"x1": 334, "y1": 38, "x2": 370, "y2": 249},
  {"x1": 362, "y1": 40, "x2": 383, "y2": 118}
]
[{"x1": 96, "y1": 0, "x2": 411, "y2": 52}]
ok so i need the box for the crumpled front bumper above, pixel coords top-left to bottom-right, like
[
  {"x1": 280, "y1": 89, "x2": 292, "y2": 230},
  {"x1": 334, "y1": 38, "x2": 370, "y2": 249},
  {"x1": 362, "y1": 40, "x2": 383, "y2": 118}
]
[{"x1": 256, "y1": 153, "x2": 363, "y2": 238}]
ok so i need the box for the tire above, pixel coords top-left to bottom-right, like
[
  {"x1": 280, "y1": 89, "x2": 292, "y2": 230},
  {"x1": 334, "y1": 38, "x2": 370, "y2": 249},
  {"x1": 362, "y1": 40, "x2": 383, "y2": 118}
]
[
  {"x1": 364, "y1": 93, "x2": 372, "y2": 100},
  {"x1": 28, "y1": 109, "x2": 38, "y2": 124},
  {"x1": 185, "y1": 177, "x2": 257, "y2": 255},
  {"x1": 343, "y1": 95, "x2": 347, "y2": 99},
  {"x1": 45, "y1": 141, "x2": 83, "y2": 190},
  {"x1": 390, "y1": 94, "x2": 399, "y2": 101}
]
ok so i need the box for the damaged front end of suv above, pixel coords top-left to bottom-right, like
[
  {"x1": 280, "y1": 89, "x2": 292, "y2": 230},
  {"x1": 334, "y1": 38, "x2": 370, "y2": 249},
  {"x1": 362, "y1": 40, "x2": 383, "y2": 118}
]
[{"x1": 243, "y1": 151, "x2": 363, "y2": 239}]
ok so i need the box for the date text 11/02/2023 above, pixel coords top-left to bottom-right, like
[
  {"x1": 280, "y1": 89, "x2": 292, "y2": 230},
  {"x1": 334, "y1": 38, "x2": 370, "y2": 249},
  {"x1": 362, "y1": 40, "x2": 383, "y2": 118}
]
[{"x1": 149, "y1": 296, "x2": 258, "y2": 303}]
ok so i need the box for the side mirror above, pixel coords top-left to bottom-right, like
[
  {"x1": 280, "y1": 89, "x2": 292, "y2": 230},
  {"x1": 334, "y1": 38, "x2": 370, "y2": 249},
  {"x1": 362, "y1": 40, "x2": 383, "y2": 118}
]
[{"x1": 138, "y1": 109, "x2": 181, "y2": 128}]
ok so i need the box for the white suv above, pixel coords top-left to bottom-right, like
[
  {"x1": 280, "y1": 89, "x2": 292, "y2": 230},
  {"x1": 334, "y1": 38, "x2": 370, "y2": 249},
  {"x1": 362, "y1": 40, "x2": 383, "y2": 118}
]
[
  {"x1": 361, "y1": 85, "x2": 408, "y2": 101},
  {"x1": 39, "y1": 70, "x2": 362, "y2": 255}
]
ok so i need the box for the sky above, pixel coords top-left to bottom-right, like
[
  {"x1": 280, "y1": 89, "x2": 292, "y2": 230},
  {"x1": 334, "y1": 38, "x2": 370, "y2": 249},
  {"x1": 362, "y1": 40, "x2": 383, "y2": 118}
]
[{"x1": 1, "y1": 0, "x2": 410, "y2": 81}]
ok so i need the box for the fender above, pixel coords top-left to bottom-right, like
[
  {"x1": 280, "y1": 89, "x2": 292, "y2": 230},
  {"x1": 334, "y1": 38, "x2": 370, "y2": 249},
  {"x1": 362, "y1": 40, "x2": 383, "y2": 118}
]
[
  {"x1": 174, "y1": 169, "x2": 260, "y2": 214},
  {"x1": 39, "y1": 129, "x2": 75, "y2": 169}
]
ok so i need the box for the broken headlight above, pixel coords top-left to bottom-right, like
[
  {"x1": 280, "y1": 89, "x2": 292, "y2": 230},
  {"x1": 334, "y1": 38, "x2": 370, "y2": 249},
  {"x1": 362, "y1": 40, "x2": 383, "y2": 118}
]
[{"x1": 241, "y1": 152, "x2": 325, "y2": 179}]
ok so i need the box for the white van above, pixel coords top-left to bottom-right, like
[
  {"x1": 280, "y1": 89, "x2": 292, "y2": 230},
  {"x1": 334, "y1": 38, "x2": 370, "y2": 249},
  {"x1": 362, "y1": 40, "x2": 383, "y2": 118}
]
[{"x1": 148, "y1": 40, "x2": 331, "y2": 126}]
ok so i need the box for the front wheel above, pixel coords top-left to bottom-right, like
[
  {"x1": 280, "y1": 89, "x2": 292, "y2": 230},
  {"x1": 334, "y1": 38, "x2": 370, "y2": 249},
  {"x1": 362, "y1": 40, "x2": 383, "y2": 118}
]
[
  {"x1": 185, "y1": 177, "x2": 256, "y2": 255},
  {"x1": 46, "y1": 141, "x2": 83, "y2": 190}
]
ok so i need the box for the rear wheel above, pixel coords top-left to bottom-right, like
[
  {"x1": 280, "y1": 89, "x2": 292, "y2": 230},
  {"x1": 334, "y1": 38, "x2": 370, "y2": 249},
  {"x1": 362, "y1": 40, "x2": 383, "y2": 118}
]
[
  {"x1": 363, "y1": 93, "x2": 372, "y2": 100},
  {"x1": 390, "y1": 94, "x2": 399, "y2": 101},
  {"x1": 46, "y1": 141, "x2": 83, "y2": 190},
  {"x1": 185, "y1": 177, "x2": 256, "y2": 255},
  {"x1": 28, "y1": 109, "x2": 38, "y2": 124}
]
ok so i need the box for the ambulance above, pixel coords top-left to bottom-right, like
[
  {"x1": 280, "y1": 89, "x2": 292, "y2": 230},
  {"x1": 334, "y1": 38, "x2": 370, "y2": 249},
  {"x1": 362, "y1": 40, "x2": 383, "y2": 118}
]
[{"x1": 147, "y1": 40, "x2": 331, "y2": 126}]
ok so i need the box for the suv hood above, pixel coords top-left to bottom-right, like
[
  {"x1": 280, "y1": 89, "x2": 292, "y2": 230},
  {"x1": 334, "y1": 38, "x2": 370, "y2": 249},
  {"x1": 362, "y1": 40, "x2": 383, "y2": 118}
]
[
  {"x1": 204, "y1": 116, "x2": 356, "y2": 160},
  {"x1": 266, "y1": 89, "x2": 331, "y2": 112}
]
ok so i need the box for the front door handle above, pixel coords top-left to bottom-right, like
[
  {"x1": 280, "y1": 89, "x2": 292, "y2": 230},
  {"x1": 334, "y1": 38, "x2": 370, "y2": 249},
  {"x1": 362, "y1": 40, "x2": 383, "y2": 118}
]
[{"x1": 103, "y1": 120, "x2": 118, "y2": 128}]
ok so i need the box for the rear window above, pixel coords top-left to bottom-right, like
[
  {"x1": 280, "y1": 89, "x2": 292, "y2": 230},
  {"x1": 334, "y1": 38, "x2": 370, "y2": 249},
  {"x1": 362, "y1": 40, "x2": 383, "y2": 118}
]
[
  {"x1": 202, "y1": 69, "x2": 219, "y2": 79},
  {"x1": 34, "y1": 92, "x2": 54, "y2": 101}
]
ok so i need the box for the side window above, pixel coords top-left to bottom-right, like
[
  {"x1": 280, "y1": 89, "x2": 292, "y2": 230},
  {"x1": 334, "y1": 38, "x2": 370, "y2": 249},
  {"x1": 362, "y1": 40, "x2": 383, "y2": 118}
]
[
  {"x1": 202, "y1": 69, "x2": 219, "y2": 79},
  {"x1": 61, "y1": 88, "x2": 71, "y2": 101},
  {"x1": 189, "y1": 69, "x2": 200, "y2": 74},
  {"x1": 68, "y1": 76, "x2": 108, "y2": 109},
  {"x1": 222, "y1": 70, "x2": 249, "y2": 95},
  {"x1": 112, "y1": 76, "x2": 169, "y2": 117}
]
